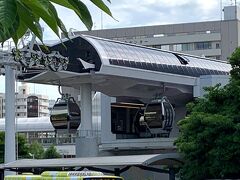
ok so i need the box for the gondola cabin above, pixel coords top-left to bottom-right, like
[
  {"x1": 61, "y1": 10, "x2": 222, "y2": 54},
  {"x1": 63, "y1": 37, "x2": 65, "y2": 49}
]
[
  {"x1": 140, "y1": 97, "x2": 175, "y2": 137},
  {"x1": 111, "y1": 97, "x2": 175, "y2": 138},
  {"x1": 50, "y1": 97, "x2": 81, "y2": 130}
]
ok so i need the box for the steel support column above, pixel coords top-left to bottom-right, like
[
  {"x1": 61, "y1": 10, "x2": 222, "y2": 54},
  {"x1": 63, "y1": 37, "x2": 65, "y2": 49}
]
[
  {"x1": 4, "y1": 65, "x2": 16, "y2": 175},
  {"x1": 80, "y1": 83, "x2": 92, "y2": 135}
]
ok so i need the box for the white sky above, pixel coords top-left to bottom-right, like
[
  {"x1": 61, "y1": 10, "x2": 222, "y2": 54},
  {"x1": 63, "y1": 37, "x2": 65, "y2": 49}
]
[{"x1": 0, "y1": 0, "x2": 236, "y2": 100}]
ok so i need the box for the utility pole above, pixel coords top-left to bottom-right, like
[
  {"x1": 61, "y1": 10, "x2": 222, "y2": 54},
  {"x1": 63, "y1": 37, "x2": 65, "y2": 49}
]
[
  {"x1": 0, "y1": 44, "x2": 19, "y2": 175},
  {"x1": 4, "y1": 62, "x2": 16, "y2": 175}
]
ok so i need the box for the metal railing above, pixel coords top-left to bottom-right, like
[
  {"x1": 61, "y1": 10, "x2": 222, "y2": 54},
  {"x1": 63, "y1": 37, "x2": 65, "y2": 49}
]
[
  {"x1": 28, "y1": 130, "x2": 101, "y2": 146},
  {"x1": 28, "y1": 136, "x2": 76, "y2": 145}
]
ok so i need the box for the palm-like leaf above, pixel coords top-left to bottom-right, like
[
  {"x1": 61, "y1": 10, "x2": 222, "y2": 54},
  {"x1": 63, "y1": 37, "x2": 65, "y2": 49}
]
[
  {"x1": 50, "y1": 0, "x2": 93, "y2": 30},
  {"x1": 0, "y1": 0, "x2": 18, "y2": 42},
  {"x1": 22, "y1": 0, "x2": 60, "y2": 38},
  {"x1": 0, "y1": 0, "x2": 112, "y2": 45},
  {"x1": 14, "y1": 1, "x2": 42, "y2": 42},
  {"x1": 90, "y1": 0, "x2": 113, "y2": 17},
  {"x1": 48, "y1": 2, "x2": 68, "y2": 38},
  {"x1": 68, "y1": 0, "x2": 93, "y2": 30}
]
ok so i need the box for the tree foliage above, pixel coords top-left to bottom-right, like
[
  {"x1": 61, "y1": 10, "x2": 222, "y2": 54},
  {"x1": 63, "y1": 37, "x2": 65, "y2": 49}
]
[
  {"x1": 0, "y1": 0, "x2": 112, "y2": 45},
  {"x1": 17, "y1": 134, "x2": 30, "y2": 159},
  {"x1": 0, "y1": 132, "x2": 62, "y2": 161},
  {"x1": 43, "y1": 145, "x2": 61, "y2": 159},
  {"x1": 0, "y1": 132, "x2": 30, "y2": 163},
  {"x1": 29, "y1": 141, "x2": 45, "y2": 159},
  {"x1": 175, "y1": 48, "x2": 240, "y2": 179}
]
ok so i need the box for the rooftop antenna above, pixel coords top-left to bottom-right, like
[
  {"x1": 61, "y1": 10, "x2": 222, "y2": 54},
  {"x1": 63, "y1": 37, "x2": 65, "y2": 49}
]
[
  {"x1": 220, "y1": 0, "x2": 223, "y2": 21},
  {"x1": 101, "y1": 11, "x2": 103, "y2": 29},
  {"x1": 220, "y1": 0, "x2": 223, "y2": 59},
  {"x1": 93, "y1": 22, "x2": 97, "y2": 30},
  {"x1": 235, "y1": 0, "x2": 237, "y2": 20}
]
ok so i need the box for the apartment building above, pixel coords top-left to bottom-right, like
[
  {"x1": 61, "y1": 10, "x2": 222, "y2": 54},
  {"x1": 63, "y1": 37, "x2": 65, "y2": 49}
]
[
  {"x1": 0, "y1": 83, "x2": 49, "y2": 118},
  {"x1": 77, "y1": 5, "x2": 240, "y2": 61}
]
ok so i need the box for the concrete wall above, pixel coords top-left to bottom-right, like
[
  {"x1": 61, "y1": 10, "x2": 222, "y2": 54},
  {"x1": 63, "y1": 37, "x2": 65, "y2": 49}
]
[
  {"x1": 121, "y1": 166, "x2": 172, "y2": 180},
  {"x1": 194, "y1": 75, "x2": 230, "y2": 97},
  {"x1": 79, "y1": 21, "x2": 222, "y2": 39},
  {"x1": 221, "y1": 20, "x2": 239, "y2": 60},
  {"x1": 76, "y1": 137, "x2": 99, "y2": 157}
]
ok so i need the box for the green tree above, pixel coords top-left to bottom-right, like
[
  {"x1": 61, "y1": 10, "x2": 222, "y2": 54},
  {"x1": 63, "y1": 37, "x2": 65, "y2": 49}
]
[
  {"x1": 0, "y1": 0, "x2": 112, "y2": 45},
  {"x1": 43, "y1": 145, "x2": 61, "y2": 159},
  {"x1": 0, "y1": 132, "x2": 4, "y2": 163},
  {"x1": 175, "y1": 48, "x2": 240, "y2": 179},
  {"x1": 17, "y1": 133, "x2": 30, "y2": 159},
  {"x1": 28, "y1": 141, "x2": 45, "y2": 159},
  {"x1": 0, "y1": 132, "x2": 31, "y2": 162}
]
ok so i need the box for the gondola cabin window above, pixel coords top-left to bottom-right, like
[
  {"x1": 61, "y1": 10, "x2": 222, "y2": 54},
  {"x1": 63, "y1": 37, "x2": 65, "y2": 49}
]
[{"x1": 144, "y1": 103, "x2": 163, "y2": 128}]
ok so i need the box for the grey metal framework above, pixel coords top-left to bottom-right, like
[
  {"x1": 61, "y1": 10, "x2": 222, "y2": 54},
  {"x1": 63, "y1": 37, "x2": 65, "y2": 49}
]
[{"x1": 21, "y1": 35, "x2": 231, "y2": 80}]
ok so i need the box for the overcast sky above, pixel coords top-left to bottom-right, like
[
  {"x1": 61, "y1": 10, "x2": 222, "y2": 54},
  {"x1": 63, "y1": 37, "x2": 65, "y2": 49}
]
[
  {"x1": 41, "y1": 0, "x2": 235, "y2": 40},
  {"x1": 0, "y1": 0, "x2": 236, "y2": 99}
]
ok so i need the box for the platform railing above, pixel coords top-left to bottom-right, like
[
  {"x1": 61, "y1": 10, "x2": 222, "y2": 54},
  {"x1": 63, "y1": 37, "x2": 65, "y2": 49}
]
[{"x1": 27, "y1": 130, "x2": 101, "y2": 146}]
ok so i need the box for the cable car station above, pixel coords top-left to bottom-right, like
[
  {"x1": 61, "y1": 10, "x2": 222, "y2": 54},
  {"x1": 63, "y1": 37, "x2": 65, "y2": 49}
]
[{"x1": 2, "y1": 35, "x2": 231, "y2": 180}]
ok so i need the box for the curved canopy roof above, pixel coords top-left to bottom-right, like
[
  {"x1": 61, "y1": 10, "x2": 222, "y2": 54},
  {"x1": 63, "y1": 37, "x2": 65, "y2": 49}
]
[
  {"x1": 21, "y1": 35, "x2": 230, "y2": 80},
  {"x1": 84, "y1": 35, "x2": 231, "y2": 77},
  {"x1": 19, "y1": 35, "x2": 231, "y2": 101}
]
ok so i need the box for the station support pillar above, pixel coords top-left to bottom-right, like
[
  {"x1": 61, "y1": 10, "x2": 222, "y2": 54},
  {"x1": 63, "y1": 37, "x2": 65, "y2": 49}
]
[
  {"x1": 80, "y1": 83, "x2": 92, "y2": 134},
  {"x1": 4, "y1": 65, "x2": 16, "y2": 175},
  {"x1": 76, "y1": 83, "x2": 98, "y2": 157}
]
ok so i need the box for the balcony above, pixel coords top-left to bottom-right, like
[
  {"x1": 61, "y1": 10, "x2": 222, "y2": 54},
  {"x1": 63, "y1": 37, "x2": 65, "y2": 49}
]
[{"x1": 15, "y1": 108, "x2": 27, "y2": 113}]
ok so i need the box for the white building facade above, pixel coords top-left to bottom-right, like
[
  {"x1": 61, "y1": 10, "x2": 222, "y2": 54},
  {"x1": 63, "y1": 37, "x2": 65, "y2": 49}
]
[{"x1": 0, "y1": 83, "x2": 49, "y2": 118}]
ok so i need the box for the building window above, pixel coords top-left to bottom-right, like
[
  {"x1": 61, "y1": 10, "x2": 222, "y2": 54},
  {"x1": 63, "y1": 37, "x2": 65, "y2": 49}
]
[
  {"x1": 152, "y1": 45, "x2": 161, "y2": 49},
  {"x1": 194, "y1": 42, "x2": 212, "y2": 50},
  {"x1": 161, "y1": 45, "x2": 170, "y2": 51},
  {"x1": 173, "y1": 44, "x2": 182, "y2": 51},
  {"x1": 182, "y1": 43, "x2": 193, "y2": 51},
  {"x1": 216, "y1": 43, "x2": 220, "y2": 49}
]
